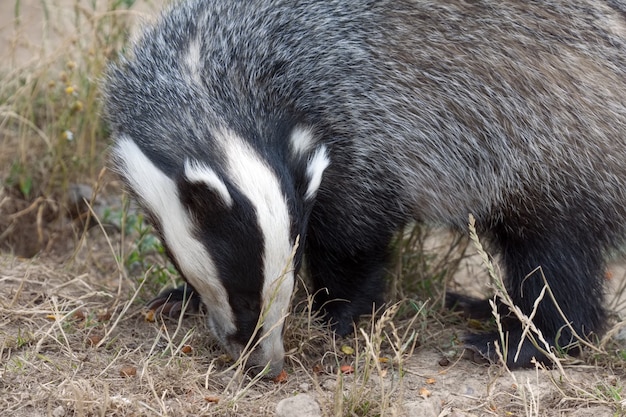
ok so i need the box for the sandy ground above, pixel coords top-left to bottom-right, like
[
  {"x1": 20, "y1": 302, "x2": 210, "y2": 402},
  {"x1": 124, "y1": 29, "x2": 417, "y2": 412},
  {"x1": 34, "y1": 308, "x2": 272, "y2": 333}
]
[
  {"x1": 0, "y1": 0, "x2": 157, "y2": 69},
  {"x1": 2, "y1": 223, "x2": 625, "y2": 416}
]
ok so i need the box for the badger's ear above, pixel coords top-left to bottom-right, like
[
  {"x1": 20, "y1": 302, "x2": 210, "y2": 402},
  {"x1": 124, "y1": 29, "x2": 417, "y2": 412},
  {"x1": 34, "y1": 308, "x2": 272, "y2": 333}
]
[
  {"x1": 303, "y1": 145, "x2": 330, "y2": 201},
  {"x1": 178, "y1": 160, "x2": 233, "y2": 212},
  {"x1": 288, "y1": 126, "x2": 330, "y2": 201}
]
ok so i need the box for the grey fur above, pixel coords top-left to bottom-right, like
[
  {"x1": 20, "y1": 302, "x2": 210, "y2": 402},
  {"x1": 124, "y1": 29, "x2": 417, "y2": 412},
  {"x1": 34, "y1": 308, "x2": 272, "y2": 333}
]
[{"x1": 104, "y1": 0, "x2": 626, "y2": 374}]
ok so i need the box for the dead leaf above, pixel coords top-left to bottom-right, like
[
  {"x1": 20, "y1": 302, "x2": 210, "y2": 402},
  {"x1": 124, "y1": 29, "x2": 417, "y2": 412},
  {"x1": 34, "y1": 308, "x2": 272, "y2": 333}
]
[
  {"x1": 120, "y1": 366, "x2": 137, "y2": 377},
  {"x1": 340, "y1": 365, "x2": 354, "y2": 374},
  {"x1": 86, "y1": 335, "x2": 102, "y2": 346},
  {"x1": 340, "y1": 345, "x2": 354, "y2": 355},
  {"x1": 273, "y1": 369, "x2": 288, "y2": 383},
  {"x1": 144, "y1": 310, "x2": 155, "y2": 322},
  {"x1": 97, "y1": 310, "x2": 111, "y2": 322}
]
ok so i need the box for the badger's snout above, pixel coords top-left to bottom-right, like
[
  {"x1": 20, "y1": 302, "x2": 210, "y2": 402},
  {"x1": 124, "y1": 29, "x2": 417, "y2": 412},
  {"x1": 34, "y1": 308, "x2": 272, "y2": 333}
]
[
  {"x1": 207, "y1": 309, "x2": 286, "y2": 378},
  {"x1": 245, "y1": 347, "x2": 285, "y2": 379}
]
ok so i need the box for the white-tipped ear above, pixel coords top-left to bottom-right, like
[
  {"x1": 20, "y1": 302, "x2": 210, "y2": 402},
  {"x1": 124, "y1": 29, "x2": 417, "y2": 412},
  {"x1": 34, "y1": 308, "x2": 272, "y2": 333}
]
[
  {"x1": 289, "y1": 126, "x2": 315, "y2": 157},
  {"x1": 305, "y1": 145, "x2": 330, "y2": 200},
  {"x1": 184, "y1": 160, "x2": 233, "y2": 207}
]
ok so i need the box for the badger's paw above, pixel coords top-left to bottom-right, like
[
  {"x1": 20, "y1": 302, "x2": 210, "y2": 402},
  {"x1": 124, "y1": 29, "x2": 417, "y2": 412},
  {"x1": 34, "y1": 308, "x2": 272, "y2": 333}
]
[
  {"x1": 462, "y1": 330, "x2": 557, "y2": 368},
  {"x1": 314, "y1": 301, "x2": 366, "y2": 337},
  {"x1": 446, "y1": 292, "x2": 507, "y2": 320},
  {"x1": 448, "y1": 294, "x2": 578, "y2": 368},
  {"x1": 323, "y1": 306, "x2": 357, "y2": 337},
  {"x1": 146, "y1": 285, "x2": 202, "y2": 319}
]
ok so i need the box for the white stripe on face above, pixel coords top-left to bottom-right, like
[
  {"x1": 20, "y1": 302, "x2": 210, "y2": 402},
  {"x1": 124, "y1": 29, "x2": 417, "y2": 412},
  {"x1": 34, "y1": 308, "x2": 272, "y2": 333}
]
[
  {"x1": 184, "y1": 159, "x2": 233, "y2": 207},
  {"x1": 215, "y1": 127, "x2": 294, "y2": 370},
  {"x1": 112, "y1": 136, "x2": 236, "y2": 335}
]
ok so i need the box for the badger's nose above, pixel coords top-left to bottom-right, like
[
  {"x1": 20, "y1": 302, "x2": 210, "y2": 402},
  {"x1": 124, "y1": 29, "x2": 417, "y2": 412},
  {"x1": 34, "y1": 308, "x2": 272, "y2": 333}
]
[
  {"x1": 267, "y1": 357, "x2": 285, "y2": 379},
  {"x1": 247, "y1": 356, "x2": 284, "y2": 379}
]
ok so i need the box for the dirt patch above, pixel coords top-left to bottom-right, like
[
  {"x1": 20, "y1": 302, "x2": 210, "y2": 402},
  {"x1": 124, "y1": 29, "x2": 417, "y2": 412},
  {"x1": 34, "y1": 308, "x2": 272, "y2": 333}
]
[{"x1": 1, "y1": 220, "x2": 626, "y2": 416}]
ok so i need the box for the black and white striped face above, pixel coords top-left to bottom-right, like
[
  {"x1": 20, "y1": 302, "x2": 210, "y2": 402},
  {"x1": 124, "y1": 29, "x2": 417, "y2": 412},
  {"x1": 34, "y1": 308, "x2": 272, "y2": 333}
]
[{"x1": 111, "y1": 126, "x2": 328, "y2": 377}]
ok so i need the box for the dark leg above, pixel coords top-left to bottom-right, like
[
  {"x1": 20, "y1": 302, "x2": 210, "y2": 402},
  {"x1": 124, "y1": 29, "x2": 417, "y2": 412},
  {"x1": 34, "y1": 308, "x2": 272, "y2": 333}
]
[
  {"x1": 461, "y1": 223, "x2": 606, "y2": 367},
  {"x1": 446, "y1": 293, "x2": 500, "y2": 320},
  {"x1": 146, "y1": 284, "x2": 203, "y2": 318},
  {"x1": 306, "y1": 238, "x2": 392, "y2": 336}
]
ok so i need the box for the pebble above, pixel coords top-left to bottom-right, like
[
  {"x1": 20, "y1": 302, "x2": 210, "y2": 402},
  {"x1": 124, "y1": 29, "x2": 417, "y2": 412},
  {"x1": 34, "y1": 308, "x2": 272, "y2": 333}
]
[
  {"x1": 321, "y1": 378, "x2": 337, "y2": 391},
  {"x1": 276, "y1": 393, "x2": 321, "y2": 417},
  {"x1": 570, "y1": 406, "x2": 614, "y2": 417},
  {"x1": 52, "y1": 406, "x2": 65, "y2": 417},
  {"x1": 402, "y1": 398, "x2": 441, "y2": 417}
]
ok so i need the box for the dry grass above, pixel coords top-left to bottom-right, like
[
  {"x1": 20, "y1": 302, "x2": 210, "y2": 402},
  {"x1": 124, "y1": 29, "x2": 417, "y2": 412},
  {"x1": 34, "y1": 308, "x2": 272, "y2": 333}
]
[
  {"x1": 2, "y1": 218, "x2": 626, "y2": 416},
  {"x1": 0, "y1": 228, "x2": 427, "y2": 416},
  {"x1": 2, "y1": 1, "x2": 626, "y2": 416}
]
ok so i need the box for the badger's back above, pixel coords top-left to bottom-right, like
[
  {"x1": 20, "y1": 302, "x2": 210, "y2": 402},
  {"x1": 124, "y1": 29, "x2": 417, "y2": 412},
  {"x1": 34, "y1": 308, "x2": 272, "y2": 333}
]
[{"x1": 105, "y1": 0, "x2": 626, "y2": 231}]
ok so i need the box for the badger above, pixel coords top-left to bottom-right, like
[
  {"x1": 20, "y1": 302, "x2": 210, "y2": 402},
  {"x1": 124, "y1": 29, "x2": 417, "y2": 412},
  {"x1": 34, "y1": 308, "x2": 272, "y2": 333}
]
[{"x1": 103, "y1": 0, "x2": 626, "y2": 378}]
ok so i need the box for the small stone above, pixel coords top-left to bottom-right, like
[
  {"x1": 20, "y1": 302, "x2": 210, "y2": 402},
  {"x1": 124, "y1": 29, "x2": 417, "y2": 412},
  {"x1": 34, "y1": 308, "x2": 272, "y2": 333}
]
[
  {"x1": 402, "y1": 399, "x2": 440, "y2": 417},
  {"x1": 52, "y1": 406, "x2": 65, "y2": 417},
  {"x1": 299, "y1": 383, "x2": 310, "y2": 392},
  {"x1": 570, "y1": 406, "x2": 614, "y2": 417},
  {"x1": 462, "y1": 385, "x2": 475, "y2": 396},
  {"x1": 276, "y1": 393, "x2": 321, "y2": 417},
  {"x1": 321, "y1": 378, "x2": 336, "y2": 391}
]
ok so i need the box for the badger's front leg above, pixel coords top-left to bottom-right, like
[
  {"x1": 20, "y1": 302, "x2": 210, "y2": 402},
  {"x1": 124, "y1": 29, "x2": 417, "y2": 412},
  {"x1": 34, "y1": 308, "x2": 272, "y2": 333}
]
[
  {"x1": 302, "y1": 161, "x2": 407, "y2": 334},
  {"x1": 305, "y1": 217, "x2": 397, "y2": 335},
  {"x1": 146, "y1": 283, "x2": 203, "y2": 318},
  {"x1": 306, "y1": 242, "x2": 390, "y2": 335}
]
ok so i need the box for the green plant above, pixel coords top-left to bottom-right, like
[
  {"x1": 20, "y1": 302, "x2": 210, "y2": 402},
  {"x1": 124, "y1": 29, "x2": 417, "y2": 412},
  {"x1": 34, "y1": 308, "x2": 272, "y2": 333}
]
[{"x1": 112, "y1": 204, "x2": 181, "y2": 293}]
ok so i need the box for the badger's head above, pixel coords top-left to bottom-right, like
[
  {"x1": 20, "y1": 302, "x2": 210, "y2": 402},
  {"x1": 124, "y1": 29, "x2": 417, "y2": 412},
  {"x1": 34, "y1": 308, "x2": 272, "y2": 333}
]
[{"x1": 111, "y1": 126, "x2": 328, "y2": 378}]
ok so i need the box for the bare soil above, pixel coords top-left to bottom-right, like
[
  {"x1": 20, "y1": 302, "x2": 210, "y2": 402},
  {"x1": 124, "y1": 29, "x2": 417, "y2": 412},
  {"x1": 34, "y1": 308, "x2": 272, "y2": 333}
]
[{"x1": 2, "y1": 184, "x2": 626, "y2": 417}]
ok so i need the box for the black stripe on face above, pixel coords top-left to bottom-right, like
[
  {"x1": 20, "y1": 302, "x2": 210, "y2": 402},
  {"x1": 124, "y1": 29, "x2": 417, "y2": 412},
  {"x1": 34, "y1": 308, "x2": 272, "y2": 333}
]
[{"x1": 178, "y1": 175, "x2": 265, "y2": 347}]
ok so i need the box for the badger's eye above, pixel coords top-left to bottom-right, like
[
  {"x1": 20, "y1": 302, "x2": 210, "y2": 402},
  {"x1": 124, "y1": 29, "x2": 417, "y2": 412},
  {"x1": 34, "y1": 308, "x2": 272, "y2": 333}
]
[
  {"x1": 228, "y1": 321, "x2": 261, "y2": 345},
  {"x1": 225, "y1": 302, "x2": 260, "y2": 344},
  {"x1": 229, "y1": 293, "x2": 261, "y2": 312}
]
